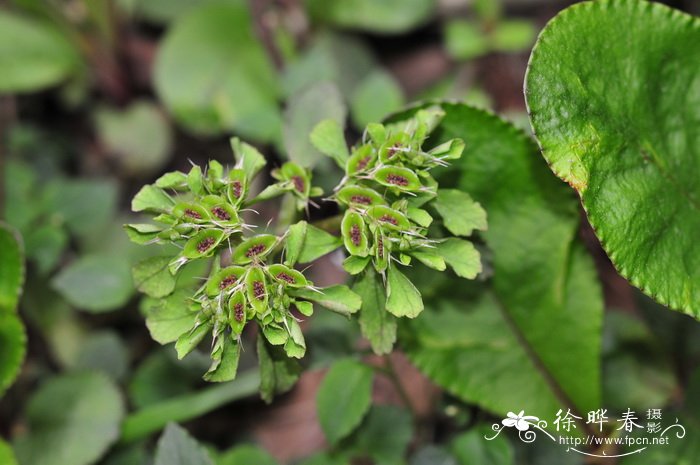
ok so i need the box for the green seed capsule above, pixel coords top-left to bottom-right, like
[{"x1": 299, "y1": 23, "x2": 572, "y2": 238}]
[
  {"x1": 228, "y1": 290, "x2": 247, "y2": 335},
  {"x1": 280, "y1": 162, "x2": 310, "y2": 197},
  {"x1": 206, "y1": 266, "x2": 246, "y2": 296},
  {"x1": 336, "y1": 186, "x2": 386, "y2": 207},
  {"x1": 374, "y1": 166, "x2": 422, "y2": 191},
  {"x1": 373, "y1": 229, "x2": 389, "y2": 273},
  {"x1": 172, "y1": 203, "x2": 210, "y2": 223},
  {"x1": 245, "y1": 267, "x2": 268, "y2": 314},
  {"x1": 183, "y1": 229, "x2": 224, "y2": 258},
  {"x1": 341, "y1": 210, "x2": 369, "y2": 257},
  {"x1": 378, "y1": 132, "x2": 411, "y2": 163},
  {"x1": 367, "y1": 205, "x2": 410, "y2": 231},
  {"x1": 266, "y1": 264, "x2": 308, "y2": 287},
  {"x1": 232, "y1": 234, "x2": 278, "y2": 264},
  {"x1": 346, "y1": 144, "x2": 376, "y2": 175},
  {"x1": 227, "y1": 169, "x2": 248, "y2": 205}
]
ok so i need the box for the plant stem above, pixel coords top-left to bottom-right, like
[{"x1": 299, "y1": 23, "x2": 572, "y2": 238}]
[{"x1": 378, "y1": 355, "x2": 418, "y2": 419}]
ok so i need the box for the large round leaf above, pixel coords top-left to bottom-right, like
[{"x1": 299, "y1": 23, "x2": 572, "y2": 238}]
[
  {"x1": 0, "y1": 12, "x2": 79, "y2": 93},
  {"x1": 13, "y1": 373, "x2": 125, "y2": 465},
  {"x1": 0, "y1": 313, "x2": 26, "y2": 395},
  {"x1": 525, "y1": 0, "x2": 700, "y2": 316},
  {"x1": 154, "y1": 3, "x2": 281, "y2": 142}
]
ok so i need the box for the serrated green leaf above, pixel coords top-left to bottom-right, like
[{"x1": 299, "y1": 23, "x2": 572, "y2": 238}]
[
  {"x1": 0, "y1": 312, "x2": 26, "y2": 395},
  {"x1": 52, "y1": 254, "x2": 134, "y2": 312},
  {"x1": 317, "y1": 359, "x2": 374, "y2": 445},
  {"x1": 125, "y1": 223, "x2": 162, "y2": 244},
  {"x1": 133, "y1": 256, "x2": 177, "y2": 298},
  {"x1": 203, "y1": 337, "x2": 240, "y2": 382},
  {"x1": 297, "y1": 224, "x2": 342, "y2": 264},
  {"x1": 176, "y1": 322, "x2": 212, "y2": 359},
  {"x1": 343, "y1": 255, "x2": 371, "y2": 275},
  {"x1": 386, "y1": 265, "x2": 423, "y2": 318},
  {"x1": 74, "y1": 331, "x2": 129, "y2": 382},
  {"x1": 353, "y1": 268, "x2": 397, "y2": 355},
  {"x1": 310, "y1": 119, "x2": 350, "y2": 167},
  {"x1": 434, "y1": 189, "x2": 487, "y2": 236},
  {"x1": 132, "y1": 184, "x2": 173, "y2": 213},
  {"x1": 141, "y1": 289, "x2": 198, "y2": 344},
  {"x1": 0, "y1": 11, "x2": 79, "y2": 92},
  {"x1": 154, "y1": 423, "x2": 213, "y2": 465},
  {"x1": 291, "y1": 285, "x2": 361, "y2": 315},
  {"x1": 154, "y1": 4, "x2": 281, "y2": 141},
  {"x1": 13, "y1": 373, "x2": 125, "y2": 465},
  {"x1": 257, "y1": 335, "x2": 301, "y2": 403},
  {"x1": 231, "y1": 137, "x2": 267, "y2": 181},
  {"x1": 398, "y1": 103, "x2": 603, "y2": 421},
  {"x1": 435, "y1": 238, "x2": 481, "y2": 279},
  {"x1": 0, "y1": 223, "x2": 24, "y2": 313},
  {"x1": 284, "y1": 221, "x2": 307, "y2": 266},
  {"x1": 525, "y1": 0, "x2": 700, "y2": 317},
  {"x1": 410, "y1": 249, "x2": 446, "y2": 271}
]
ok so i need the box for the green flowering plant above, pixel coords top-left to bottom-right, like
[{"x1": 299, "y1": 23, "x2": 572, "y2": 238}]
[{"x1": 126, "y1": 107, "x2": 486, "y2": 392}]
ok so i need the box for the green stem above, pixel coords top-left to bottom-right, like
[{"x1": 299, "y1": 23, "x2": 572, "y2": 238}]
[
  {"x1": 119, "y1": 369, "x2": 260, "y2": 443},
  {"x1": 376, "y1": 356, "x2": 417, "y2": 419}
]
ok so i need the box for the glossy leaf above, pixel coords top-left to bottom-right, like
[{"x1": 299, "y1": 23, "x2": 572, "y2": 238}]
[
  {"x1": 14, "y1": 373, "x2": 125, "y2": 465},
  {"x1": 0, "y1": 312, "x2": 26, "y2": 395},
  {"x1": 0, "y1": 223, "x2": 24, "y2": 312},
  {"x1": 317, "y1": 359, "x2": 374, "y2": 445},
  {"x1": 401, "y1": 103, "x2": 603, "y2": 419},
  {"x1": 525, "y1": 0, "x2": 700, "y2": 316}
]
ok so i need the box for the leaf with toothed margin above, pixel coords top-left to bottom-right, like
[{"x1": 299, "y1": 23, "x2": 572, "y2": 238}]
[
  {"x1": 391, "y1": 102, "x2": 603, "y2": 424},
  {"x1": 525, "y1": 0, "x2": 700, "y2": 317}
]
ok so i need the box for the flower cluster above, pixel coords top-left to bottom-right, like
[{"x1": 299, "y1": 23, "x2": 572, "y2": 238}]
[
  {"x1": 127, "y1": 139, "x2": 328, "y2": 381},
  {"x1": 335, "y1": 108, "x2": 465, "y2": 278}
]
